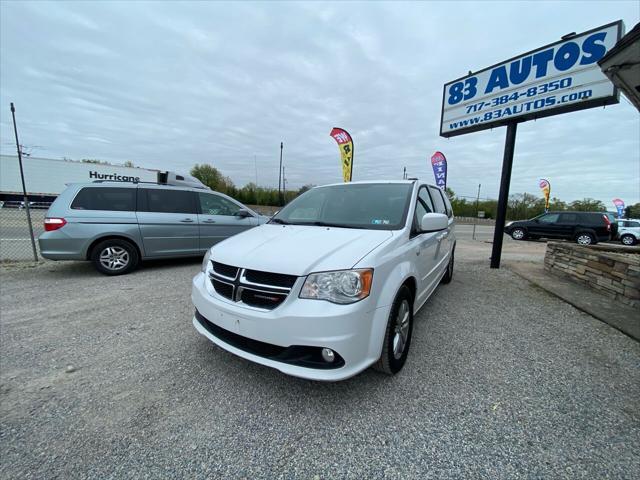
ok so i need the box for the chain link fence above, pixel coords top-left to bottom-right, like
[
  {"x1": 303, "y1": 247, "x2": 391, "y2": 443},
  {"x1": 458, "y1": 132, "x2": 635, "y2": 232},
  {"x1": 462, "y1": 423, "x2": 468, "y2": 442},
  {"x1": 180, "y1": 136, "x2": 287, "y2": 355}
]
[
  {"x1": 0, "y1": 201, "x2": 49, "y2": 262},
  {"x1": 0, "y1": 203, "x2": 498, "y2": 263}
]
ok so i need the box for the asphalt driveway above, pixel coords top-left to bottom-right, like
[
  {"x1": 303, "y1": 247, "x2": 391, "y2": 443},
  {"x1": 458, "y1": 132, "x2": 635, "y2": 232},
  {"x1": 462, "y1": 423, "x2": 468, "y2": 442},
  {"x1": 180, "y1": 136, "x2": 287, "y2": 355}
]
[{"x1": 1, "y1": 240, "x2": 638, "y2": 479}]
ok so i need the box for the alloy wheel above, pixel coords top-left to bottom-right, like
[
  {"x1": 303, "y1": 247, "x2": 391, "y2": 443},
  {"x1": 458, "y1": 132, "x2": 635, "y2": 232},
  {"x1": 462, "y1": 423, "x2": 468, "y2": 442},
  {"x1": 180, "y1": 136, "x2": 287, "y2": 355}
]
[
  {"x1": 621, "y1": 235, "x2": 635, "y2": 246},
  {"x1": 512, "y1": 229, "x2": 525, "y2": 240},
  {"x1": 577, "y1": 234, "x2": 593, "y2": 245},
  {"x1": 392, "y1": 299, "x2": 411, "y2": 359},
  {"x1": 99, "y1": 246, "x2": 130, "y2": 271}
]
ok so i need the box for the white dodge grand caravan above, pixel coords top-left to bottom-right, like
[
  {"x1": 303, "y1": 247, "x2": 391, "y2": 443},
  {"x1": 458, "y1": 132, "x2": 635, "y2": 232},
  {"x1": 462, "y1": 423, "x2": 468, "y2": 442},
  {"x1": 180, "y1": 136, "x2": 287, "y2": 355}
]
[{"x1": 192, "y1": 180, "x2": 455, "y2": 381}]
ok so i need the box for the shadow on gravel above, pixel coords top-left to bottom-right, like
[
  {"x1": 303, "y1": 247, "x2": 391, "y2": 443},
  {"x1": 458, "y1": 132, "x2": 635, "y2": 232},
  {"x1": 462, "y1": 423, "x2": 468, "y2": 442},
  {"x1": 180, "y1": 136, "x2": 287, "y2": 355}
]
[
  {"x1": 140, "y1": 256, "x2": 202, "y2": 272},
  {"x1": 23, "y1": 256, "x2": 202, "y2": 278}
]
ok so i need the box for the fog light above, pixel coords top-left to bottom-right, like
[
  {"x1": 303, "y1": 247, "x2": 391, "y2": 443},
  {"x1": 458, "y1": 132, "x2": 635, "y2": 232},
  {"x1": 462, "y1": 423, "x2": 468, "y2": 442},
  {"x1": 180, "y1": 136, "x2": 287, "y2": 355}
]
[{"x1": 321, "y1": 348, "x2": 335, "y2": 363}]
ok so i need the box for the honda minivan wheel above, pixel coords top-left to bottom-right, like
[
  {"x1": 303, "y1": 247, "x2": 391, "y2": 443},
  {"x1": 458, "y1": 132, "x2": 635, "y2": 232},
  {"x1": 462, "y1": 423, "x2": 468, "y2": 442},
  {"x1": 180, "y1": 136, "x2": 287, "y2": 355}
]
[
  {"x1": 511, "y1": 228, "x2": 526, "y2": 240},
  {"x1": 621, "y1": 234, "x2": 636, "y2": 246},
  {"x1": 374, "y1": 286, "x2": 414, "y2": 375},
  {"x1": 91, "y1": 239, "x2": 139, "y2": 275},
  {"x1": 576, "y1": 232, "x2": 595, "y2": 246}
]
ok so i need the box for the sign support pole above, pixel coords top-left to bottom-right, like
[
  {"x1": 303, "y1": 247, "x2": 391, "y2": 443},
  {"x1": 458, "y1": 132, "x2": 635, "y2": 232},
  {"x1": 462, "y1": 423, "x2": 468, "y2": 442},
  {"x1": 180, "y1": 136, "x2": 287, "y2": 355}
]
[
  {"x1": 278, "y1": 142, "x2": 283, "y2": 206},
  {"x1": 10, "y1": 103, "x2": 38, "y2": 262},
  {"x1": 472, "y1": 183, "x2": 481, "y2": 241},
  {"x1": 490, "y1": 122, "x2": 518, "y2": 269}
]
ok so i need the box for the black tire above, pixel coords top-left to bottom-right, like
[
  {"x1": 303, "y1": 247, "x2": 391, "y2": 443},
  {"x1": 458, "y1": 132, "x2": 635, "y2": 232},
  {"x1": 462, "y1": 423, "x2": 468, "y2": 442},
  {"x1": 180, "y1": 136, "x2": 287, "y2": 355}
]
[
  {"x1": 575, "y1": 232, "x2": 596, "y2": 246},
  {"x1": 511, "y1": 227, "x2": 527, "y2": 241},
  {"x1": 91, "y1": 239, "x2": 139, "y2": 275},
  {"x1": 374, "y1": 285, "x2": 414, "y2": 375},
  {"x1": 441, "y1": 248, "x2": 454, "y2": 284},
  {"x1": 620, "y1": 234, "x2": 637, "y2": 246}
]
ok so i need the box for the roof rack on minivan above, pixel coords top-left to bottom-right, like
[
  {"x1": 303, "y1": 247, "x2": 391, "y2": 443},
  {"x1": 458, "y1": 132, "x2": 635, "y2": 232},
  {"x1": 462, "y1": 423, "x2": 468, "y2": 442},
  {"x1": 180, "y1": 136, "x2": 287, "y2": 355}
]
[
  {"x1": 91, "y1": 171, "x2": 210, "y2": 190},
  {"x1": 92, "y1": 180, "x2": 169, "y2": 186}
]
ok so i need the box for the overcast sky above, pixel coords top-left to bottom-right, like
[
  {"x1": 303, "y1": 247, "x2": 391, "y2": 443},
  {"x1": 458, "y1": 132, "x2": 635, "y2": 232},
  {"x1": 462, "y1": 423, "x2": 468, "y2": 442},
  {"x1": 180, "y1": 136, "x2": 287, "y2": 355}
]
[{"x1": 1, "y1": 1, "x2": 638, "y2": 204}]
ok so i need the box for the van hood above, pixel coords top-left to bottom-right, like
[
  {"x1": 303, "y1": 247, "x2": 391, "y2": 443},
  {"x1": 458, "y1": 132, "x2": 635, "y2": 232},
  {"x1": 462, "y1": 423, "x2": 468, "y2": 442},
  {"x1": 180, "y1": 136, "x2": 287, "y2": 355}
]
[{"x1": 211, "y1": 224, "x2": 393, "y2": 276}]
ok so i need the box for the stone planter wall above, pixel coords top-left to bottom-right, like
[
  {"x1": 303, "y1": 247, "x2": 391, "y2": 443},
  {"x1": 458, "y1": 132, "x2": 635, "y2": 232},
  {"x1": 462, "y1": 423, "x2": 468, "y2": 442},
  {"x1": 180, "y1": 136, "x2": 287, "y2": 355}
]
[{"x1": 544, "y1": 242, "x2": 640, "y2": 309}]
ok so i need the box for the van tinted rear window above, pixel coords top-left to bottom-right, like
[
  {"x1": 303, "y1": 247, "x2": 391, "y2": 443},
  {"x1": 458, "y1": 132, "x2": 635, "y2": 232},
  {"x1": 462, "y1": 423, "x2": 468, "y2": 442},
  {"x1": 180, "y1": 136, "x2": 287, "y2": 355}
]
[
  {"x1": 144, "y1": 189, "x2": 196, "y2": 214},
  {"x1": 71, "y1": 187, "x2": 136, "y2": 211}
]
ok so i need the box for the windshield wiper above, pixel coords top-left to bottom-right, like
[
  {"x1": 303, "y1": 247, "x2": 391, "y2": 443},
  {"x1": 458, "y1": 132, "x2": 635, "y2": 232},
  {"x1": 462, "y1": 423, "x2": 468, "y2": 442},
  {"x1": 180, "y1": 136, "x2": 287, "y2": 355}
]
[
  {"x1": 269, "y1": 218, "x2": 290, "y2": 225},
  {"x1": 308, "y1": 221, "x2": 363, "y2": 229}
]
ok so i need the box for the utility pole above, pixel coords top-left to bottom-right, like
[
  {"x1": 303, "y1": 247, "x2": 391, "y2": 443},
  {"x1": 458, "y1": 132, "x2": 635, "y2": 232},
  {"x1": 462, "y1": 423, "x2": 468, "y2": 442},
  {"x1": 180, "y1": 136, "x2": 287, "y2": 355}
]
[
  {"x1": 254, "y1": 155, "x2": 258, "y2": 186},
  {"x1": 472, "y1": 183, "x2": 481, "y2": 241},
  {"x1": 282, "y1": 166, "x2": 286, "y2": 202},
  {"x1": 10, "y1": 103, "x2": 38, "y2": 262},
  {"x1": 278, "y1": 142, "x2": 283, "y2": 206}
]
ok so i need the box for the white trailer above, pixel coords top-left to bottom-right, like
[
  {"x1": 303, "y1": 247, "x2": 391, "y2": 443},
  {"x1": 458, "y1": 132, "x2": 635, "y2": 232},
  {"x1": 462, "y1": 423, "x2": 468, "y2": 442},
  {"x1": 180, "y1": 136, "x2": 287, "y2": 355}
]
[{"x1": 0, "y1": 155, "x2": 159, "y2": 201}]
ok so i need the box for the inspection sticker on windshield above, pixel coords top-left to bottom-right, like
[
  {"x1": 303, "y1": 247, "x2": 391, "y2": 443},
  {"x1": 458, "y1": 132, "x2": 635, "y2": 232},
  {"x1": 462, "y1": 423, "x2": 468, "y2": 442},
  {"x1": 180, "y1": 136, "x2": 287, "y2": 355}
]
[{"x1": 372, "y1": 219, "x2": 390, "y2": 225}]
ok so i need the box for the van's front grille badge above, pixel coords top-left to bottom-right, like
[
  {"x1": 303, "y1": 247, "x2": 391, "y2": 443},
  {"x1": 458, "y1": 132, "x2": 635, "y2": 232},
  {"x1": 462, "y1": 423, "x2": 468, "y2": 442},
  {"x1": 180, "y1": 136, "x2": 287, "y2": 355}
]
[{"x1": 209, "y1": 262, "x2": 296, "y2": 310}]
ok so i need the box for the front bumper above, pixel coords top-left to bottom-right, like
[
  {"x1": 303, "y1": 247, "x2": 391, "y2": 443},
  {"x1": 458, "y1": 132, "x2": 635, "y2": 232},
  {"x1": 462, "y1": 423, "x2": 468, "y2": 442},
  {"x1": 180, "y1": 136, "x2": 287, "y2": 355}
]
[{"x1": 191, "y1": 272, "x2": 389, "y2": 381}]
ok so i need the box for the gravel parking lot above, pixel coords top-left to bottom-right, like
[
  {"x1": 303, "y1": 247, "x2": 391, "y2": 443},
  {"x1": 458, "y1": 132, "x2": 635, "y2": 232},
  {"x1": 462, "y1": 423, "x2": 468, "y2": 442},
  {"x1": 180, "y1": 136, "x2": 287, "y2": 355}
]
[{"x1": 1, "y1": 236, "x2": 638, "y2": 479}]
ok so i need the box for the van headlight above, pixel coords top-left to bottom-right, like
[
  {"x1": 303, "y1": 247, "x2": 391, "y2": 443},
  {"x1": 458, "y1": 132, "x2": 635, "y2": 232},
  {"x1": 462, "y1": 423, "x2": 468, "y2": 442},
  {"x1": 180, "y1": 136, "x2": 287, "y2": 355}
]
[
  {"x1": 201, "y1": 249, "x2": 213, "y2": 273},
  {"x1": 299, "y1": 269, "x2": 373, "y2": 304}
]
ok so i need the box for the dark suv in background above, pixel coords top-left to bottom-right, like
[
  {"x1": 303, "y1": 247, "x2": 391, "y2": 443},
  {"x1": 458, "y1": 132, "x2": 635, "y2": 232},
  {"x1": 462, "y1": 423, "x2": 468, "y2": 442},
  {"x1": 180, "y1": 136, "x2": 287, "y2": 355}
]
[{"x1": 504, "y1": 211, "x2": 615, "y2": 245}]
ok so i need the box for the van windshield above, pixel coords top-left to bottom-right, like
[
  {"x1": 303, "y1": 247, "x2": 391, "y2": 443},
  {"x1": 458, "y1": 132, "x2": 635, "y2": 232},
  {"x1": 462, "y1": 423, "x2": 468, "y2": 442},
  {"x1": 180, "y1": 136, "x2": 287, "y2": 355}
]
[{"x1": 270, "y1": 183, "x2": 413, "y2": 230}]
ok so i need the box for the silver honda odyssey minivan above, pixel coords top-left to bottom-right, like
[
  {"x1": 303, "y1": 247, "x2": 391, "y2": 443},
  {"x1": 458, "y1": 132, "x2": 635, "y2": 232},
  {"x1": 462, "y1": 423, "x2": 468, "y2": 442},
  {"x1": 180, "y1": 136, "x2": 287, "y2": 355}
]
[{"x1": 38, "y1": 182, "x2": 266, "y2": 275}]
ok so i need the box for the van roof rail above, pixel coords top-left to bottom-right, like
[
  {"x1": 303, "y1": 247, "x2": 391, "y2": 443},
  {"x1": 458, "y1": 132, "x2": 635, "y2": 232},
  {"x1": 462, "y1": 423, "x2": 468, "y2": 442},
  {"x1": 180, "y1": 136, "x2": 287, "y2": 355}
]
[
  {"x1": 91, "y1": 180, "x2": 179, "y2": 186},
  {"x1": 91, "y1": 180, "x2": 156, "y2": 185},
  {"x1": 90, "y1": 179, "x2": 210, "y2": 189}
]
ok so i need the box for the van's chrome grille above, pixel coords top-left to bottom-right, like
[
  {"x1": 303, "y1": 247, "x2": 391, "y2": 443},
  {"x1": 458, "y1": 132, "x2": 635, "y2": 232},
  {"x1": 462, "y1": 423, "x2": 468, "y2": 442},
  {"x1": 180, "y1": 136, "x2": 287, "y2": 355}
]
[
  {"x1": 208, "y1": 264, "x2": 296, "y2": 310},
  {"x1": 212, "y1": 262, "x2": 239, "y2": 279},
  {"x1": 240, "y1": 288, "x2": 288, "y2": 309},
  {"x1": 244, "y1": 269, "x2": 297, "y2": 288},
  {"x1": 211, "y1": 278, "x2": 234, "y2": 299}
]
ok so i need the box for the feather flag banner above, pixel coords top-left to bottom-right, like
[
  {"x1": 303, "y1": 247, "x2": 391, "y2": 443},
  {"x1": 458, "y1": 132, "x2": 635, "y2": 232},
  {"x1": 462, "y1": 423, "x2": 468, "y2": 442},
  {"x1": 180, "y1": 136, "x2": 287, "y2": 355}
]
[
  {"x1": 539, "y1": 179, "x2": 551, "y2": 212},
  {"x1": 430, "y1": 152, "x2": 447, "y2": 189},
  {"x1": 329, "y1": 128, "x2": 354, "y2": 182},
  {"x1": 613, "y1": 198, "x2": 625, "y2": 218}
]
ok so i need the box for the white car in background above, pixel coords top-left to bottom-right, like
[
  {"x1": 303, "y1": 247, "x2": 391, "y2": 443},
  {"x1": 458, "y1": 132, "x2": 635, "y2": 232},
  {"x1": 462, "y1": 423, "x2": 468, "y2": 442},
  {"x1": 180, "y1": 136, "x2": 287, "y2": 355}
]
[
  {"x1": 192, "y1": 180, "x2": 456, "y2": 381},
  {"x1": 617, "y1": 219, "x2": 640, "y2": 245}
]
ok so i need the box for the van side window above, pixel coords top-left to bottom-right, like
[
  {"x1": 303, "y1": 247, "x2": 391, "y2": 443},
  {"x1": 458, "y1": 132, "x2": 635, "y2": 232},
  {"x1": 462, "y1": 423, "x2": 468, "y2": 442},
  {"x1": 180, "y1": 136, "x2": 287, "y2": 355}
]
[
  {"x1": 427, "y1": 186, "x2": 447, "y2": 216},
  {"x1": 413, "y1": 187, "x2": 434, "y2": 232},
  {"x1": 71, "y1": 187, "x2": 136, "y2": 211},
  {"x1": 198, "y1": 193, "x2": 242, "y2": 216},
  {"x1": 145, "y1": 189, "x2": 196, "y2": 214},
  {"x1": 442, "y1": 191, "x2": 454, "y2": 218}
]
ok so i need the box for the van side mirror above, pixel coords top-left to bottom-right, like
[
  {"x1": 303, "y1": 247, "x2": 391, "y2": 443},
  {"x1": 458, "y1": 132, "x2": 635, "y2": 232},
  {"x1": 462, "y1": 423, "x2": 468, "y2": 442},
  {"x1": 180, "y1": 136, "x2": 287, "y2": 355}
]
[{"x1": 420, "y1": 213, "x2": 448, "y2": 232}]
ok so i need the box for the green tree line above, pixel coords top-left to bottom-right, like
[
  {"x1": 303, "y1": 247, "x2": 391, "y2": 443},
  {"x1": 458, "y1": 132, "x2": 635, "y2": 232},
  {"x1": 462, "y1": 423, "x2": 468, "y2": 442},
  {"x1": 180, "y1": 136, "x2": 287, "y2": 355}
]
[
  {"x1": 446, "y1": 188, "x2": 639, "y2": 220},
  {"x1": 191, "y1": 163, "x2": 313, "y2": 206}
]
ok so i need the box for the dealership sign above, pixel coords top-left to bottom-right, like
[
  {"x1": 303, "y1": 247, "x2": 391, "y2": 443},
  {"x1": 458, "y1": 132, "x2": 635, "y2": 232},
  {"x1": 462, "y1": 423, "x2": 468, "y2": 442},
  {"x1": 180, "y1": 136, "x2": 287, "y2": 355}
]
[{"x1": 440, "y1": 21, "x2": 623, "y2": 137}]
